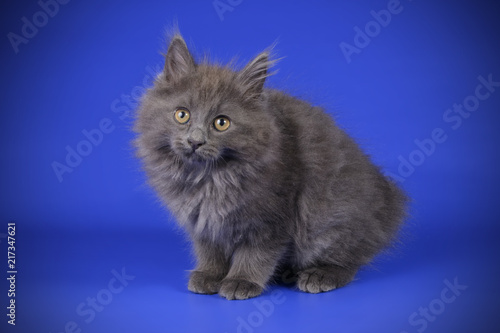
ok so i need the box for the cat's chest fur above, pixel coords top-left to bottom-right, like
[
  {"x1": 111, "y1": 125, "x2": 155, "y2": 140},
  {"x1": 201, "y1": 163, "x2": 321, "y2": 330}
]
[{"x1": 169, "y1": 166, "x2": 252, "y2": 241}]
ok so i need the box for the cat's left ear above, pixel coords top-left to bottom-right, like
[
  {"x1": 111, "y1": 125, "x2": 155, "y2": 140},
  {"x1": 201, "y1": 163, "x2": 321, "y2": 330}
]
[{"x1": 237, "y1": 52, "x2": 274, "y2": 99}]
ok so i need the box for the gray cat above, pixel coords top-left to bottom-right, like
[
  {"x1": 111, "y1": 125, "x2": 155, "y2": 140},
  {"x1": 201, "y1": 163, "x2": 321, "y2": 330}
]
[{"x1": 133, "y1": 33, "x2": 408, "y2": 300}]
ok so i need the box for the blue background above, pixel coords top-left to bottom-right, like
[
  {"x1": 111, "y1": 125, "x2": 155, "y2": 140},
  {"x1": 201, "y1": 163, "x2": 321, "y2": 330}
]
[{"x1": 1, "y1": 0, "x2": 499, "y2": 332}]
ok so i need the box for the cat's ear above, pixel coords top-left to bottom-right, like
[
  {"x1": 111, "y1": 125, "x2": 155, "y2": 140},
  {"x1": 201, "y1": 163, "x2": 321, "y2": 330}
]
[
  {"x1": 238, "y1": 52, "x2": 274, "y2": 99},
  {"x1": 164, "y1": 35, "x2": 196, "y2": 82}
]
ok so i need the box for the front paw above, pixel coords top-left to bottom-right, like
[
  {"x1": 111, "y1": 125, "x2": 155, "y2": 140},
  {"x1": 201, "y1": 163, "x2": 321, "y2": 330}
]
[
  {"x1": 188, "y1": 271, "x2": 223, "y2": 295},
  {"x1": 219, "y1": 278, "x2": 263, "y2": 300},
  {"x1": 297, "y1": 266, "x2": 356, "y2": 294}
]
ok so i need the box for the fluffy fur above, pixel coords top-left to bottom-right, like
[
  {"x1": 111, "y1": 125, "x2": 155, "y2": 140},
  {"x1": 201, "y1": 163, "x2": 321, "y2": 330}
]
[{"x1": 133, "y1": 34, "x2": 408, "y2": 300}]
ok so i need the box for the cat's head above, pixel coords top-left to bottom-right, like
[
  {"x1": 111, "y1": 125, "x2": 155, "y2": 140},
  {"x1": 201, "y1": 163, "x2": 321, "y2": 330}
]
[{"x1": 135, "y1": 34, "x2": 278, "y2": 170}]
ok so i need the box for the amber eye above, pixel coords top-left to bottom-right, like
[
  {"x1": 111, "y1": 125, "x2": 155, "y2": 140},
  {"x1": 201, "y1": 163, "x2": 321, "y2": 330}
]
[
  {"x1": 214, "y1": 116, "x2": 230, "y2": 132},
  {"x1": 174, "y1": 108, "x2": 190, "y2": 124}
]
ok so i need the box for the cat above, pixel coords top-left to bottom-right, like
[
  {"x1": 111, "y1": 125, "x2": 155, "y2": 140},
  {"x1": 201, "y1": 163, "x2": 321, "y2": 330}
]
[{"x1": 133, "y1": 33, "x2": 408, "y2": 300}]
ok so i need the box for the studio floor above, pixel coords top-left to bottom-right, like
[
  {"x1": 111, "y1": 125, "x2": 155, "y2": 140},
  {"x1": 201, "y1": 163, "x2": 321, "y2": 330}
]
[{"x1": 5, "y1": 218, "x2": 500, "y2": 332}]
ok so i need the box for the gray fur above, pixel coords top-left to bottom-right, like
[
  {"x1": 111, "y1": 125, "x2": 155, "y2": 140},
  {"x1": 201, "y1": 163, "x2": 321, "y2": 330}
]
[{"x1": 133, "y1": 34, "x2": 408, "y2": 300}]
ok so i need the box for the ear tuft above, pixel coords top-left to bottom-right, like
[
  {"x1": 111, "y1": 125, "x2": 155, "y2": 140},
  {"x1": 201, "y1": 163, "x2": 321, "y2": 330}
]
[
  {"x1": 238, "y1": 51, "x2": 277, "y2": 99},
  {"x1": 164, "y1": 34, "x2": 196, "y2": 82}
]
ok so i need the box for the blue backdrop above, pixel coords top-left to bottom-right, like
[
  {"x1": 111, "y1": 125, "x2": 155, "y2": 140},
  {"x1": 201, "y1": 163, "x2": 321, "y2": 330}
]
[{"x1": 1, "y1": 0, "x2": 499, "y2": 332}]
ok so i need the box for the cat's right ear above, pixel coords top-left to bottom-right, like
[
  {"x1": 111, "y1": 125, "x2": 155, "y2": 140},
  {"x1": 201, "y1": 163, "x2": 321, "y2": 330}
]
[{"x1": 163, "y1": 35, "x2": 196, "y2": 82}]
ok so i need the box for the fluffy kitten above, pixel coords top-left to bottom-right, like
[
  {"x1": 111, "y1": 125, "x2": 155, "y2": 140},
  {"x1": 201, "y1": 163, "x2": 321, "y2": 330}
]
[{"x1": 134, "y1": 34, "x2": 407, "y2": 300}]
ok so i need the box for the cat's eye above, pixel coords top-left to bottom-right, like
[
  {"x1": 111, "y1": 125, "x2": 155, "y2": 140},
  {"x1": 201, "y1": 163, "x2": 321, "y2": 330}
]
[
  {"x1": 174, "y1": 108, "x2": 190, "y2": 124},
  {"x1": 214, "y1": 116, "x2": 230, "y2": 132}
]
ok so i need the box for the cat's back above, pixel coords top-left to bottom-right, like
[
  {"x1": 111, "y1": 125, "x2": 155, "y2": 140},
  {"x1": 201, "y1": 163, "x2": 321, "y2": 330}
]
[
  {"x1": 264, "y1": 88, "x2": 399, "y2": 211},
  {"x1": 265, "y1": 89, "x2": 367, "y2": 175},
  {"x1": 265, "y1": 89, "x2": 406, "y2": 254}
]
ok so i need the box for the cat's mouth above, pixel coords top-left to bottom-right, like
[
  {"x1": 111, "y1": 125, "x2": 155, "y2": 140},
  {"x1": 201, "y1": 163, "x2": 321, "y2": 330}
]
[
  {"x1": 182, "y1": 146, "x2": 218, "y2": 164},
  {"x1": 186, "y1": 150, "x2": 209, "y2": 163},
  {"x1": 181, "y1": 146, "x2": 237, "y2": 166}
]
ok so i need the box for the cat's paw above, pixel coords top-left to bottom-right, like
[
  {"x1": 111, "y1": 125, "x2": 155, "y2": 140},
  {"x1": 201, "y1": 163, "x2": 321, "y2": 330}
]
[
  {"x1": 219, "y1": 278, "x2": 263, "y2": 300},
  {"x1": 297, "y1": 266, "x2": 356, "y2": 294},
  {"x1": 188, "y1": 271, "x2": 223, "y2": 295}
]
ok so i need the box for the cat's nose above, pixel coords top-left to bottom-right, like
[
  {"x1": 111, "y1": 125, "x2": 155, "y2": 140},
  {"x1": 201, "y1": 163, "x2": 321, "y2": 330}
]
[
  {"x1": 187, "y1": 129, "x2": 206, "y2": 151},
  {"x1": 188, "y1": 138, "x2": 206, "y2": 150}
]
